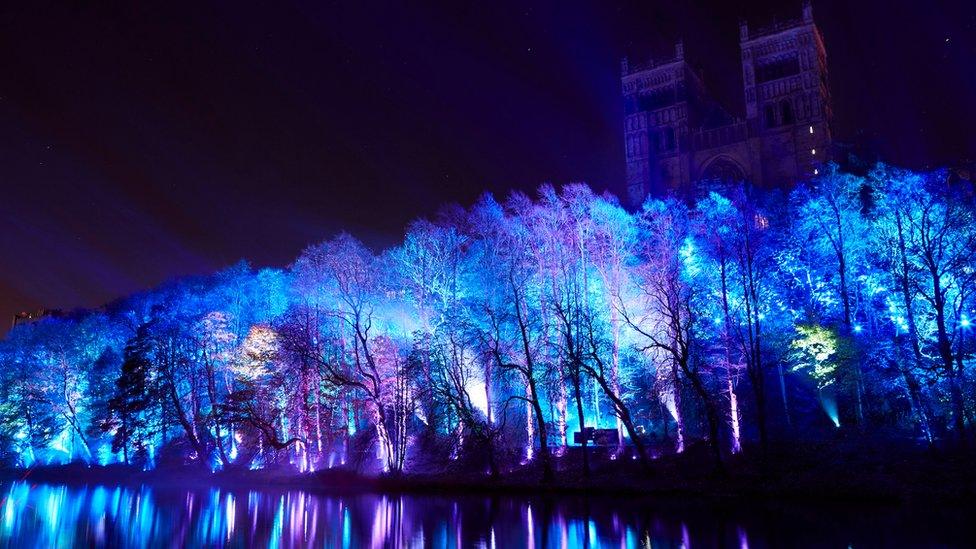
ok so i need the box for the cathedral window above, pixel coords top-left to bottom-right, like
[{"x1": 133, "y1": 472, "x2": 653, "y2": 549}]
[
  {"x1": 755, "y1": 54, "x2": 800, "y2": 83},
  {"x1": 639, "y1": 87, "x2": 676, "y2": 111},
  {"x1": 780, "y1": 100, "x2": 794, "y2": 124},
  {"x1": 764, "y1": 104, "x2": 776, "y2": 128}
]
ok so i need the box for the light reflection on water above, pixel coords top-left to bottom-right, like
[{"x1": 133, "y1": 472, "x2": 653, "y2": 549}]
[{"x1": 0, "y1": 480, "x2": 968, "y2": 548}]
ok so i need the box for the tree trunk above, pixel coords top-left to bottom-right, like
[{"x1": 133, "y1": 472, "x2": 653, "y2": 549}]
[
  {"x1": 528, "y1": 377, "x2": 554, "y2": 482},
  {"x1": 166, "y1": 378, "x2": 206, "y2": 463},
  {"x1": 932, "y1": 272, "x2": 967, "y2": 440},
  {"x1": 571, "y1": 371, "x2": 590, "y2": 477},
  {"x1": 596, "y1": 376, "x2": 652, "y2": 473},
  {"x1": 683, "y1": 366, "x2": 723, "y2": 469},
  {"x1": 669, "y1": 363, "x2": 686, "y2": 454}
]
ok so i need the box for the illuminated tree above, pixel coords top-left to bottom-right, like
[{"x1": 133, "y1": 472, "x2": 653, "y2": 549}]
[
  {"x1": 869, "y1": 167, "x2": 934, "y2": 439},
  {"x1": 286, "y1": 233, "x2": 407, "y2": 473},
  {"x1": 527, "y1": 185, "x2": 590, "y2": 474},
  {"x1": 622, "y1": 198, "x2": 723, "y2": 467},
  {"x1": 728, "y1": 194, "x2": 781, "y2": 453},
  {"x1": 221, "y1": 323, "x2": 307, "y2": 467},
  {"x1": 545, "y1": 185, "x2": 650, "y2": 471},
  {"x1": 792, "y1": 165, "x2": 871, "y2": 424},
  {"x1": 421, "y1": 311, "x2": 504, "y2": 477},
  {"x1": 2, "y1": 167, "x2": 974, "y2": 473},
  {"x1": 466, "y1": 193, "x2": 556, "y2": 482},
  {"x1": 196, "y1": 311, "x2": 238, "y2": 466},
  {"x1": 0, "y1": 324, "x2": 58, "y2": 466},
  {"x1": 390, "y1": 218, "x2": 468, "y2": 455},
  {"x1": 874, "y1": 167, "x2": 976, "y2": 438},
  {"x1": 789, "y1": 324, "x2": 848, "y2": 426},
  {"x1": 105, "y1": 321, "x2": 155, "y2": 465},
  {"x1": 585, "y1": 190, "x2": 637, "y2": 453}
]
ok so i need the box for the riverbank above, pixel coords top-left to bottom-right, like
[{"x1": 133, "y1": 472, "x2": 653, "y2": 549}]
[{"x1": 3, "y1": 439, "x2": 974, "y2": 505}]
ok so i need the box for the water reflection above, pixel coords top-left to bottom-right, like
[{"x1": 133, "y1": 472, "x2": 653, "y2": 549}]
[{"x1": 0, "y1": 480, "x2": 968, "y2": 548}]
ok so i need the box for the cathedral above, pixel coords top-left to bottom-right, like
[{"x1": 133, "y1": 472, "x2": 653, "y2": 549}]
[{"x1": 622, "y1": 1, "x2": 832, "y2": 205}]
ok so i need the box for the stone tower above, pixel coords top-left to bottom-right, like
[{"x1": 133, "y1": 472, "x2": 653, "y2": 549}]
[
  {"x1": 622, "y1": 1, "x2": 832, "y2": 206},
  {"x1": 621, "y1": 41, "x2": 708, "y2": 205},
  {"x1": 739, "y1": 0, "x2": 832, "y2": 189}
]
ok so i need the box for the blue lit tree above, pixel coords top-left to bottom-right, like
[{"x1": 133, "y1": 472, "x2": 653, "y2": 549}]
[
  {"x1": 1, "y1": 164, "x2": 973, "y2": 473},
  {"x1": 105, "y1": 320, "x2": 156, "y2": 466},
  {"x1": 465, "y1": 192, "x2": 556, "y2": 482},
  {"x1": 693, "y1": 192, "x2": 747, "y2": 454},
  {"x1": 873, "y1": 166, "x2": 976, "y2": 439},
  {"x1": 0, "y1": 324, "x2": 58, "y2": 466},
  {"x1": 790, "y1": 165, "x2": 871, "y2": 426},
  {"x1": 623, "y1": 198, "x2": 725, "y2": 467}
]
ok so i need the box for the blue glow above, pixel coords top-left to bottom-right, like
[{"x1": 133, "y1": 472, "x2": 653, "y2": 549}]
[{"x1": 0, "y1": 166, "x2": 969, "y2": 484}]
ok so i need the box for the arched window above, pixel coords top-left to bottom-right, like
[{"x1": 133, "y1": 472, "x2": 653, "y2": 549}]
[
  {"x1": 699, "y1": 156, "x2": 748, "y2": 198},
  {"x1": 700, "y1": 157, "x2": 746, "y2": 183},
  {"x1": 764, "y1": 104, "x2": 776, "y2": 128},
  {"x1": 780, "y1": 100, "x2": 794, "y2": 125}
]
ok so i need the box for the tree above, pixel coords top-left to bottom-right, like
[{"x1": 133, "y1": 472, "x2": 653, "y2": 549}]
[
  {"x1": 695, "y1": 192, "x2": 746, "y2": 454},
  {"x1": 222, "y1": 323, "x2": 309, "y2": 468},
  {"x1": 196, "y1": 311, "x2": 238, "y2": 467},
  {"x1": 789, "y1": 324, "x2": 851, "y2": 427},
  {"x1": 871, "y1": 166, "x2": 936, "y2": 440},
  {"x1": 105, "y1": 322, "x2": 155, "y2": 465},
  {"x1": 0, "y1": 321, "x2": 72, "y2": 467},
  {"x1": 585, "y1": 190, "x2": 637, "y2": 453},
  {"x1": 875, "y1": 168, "x2": 976, "y2": 439},
  {"x1": 287, "y1": 233, "x2": 406, "y2": 473},
  {"x1": 622, "y1": 199, "x2": 723, "y2": 468},
  {"x1": 792, "y1": 165, "x2": 871, "y2": 424},
  {"x1": 467, "y1": 193, "x2": 556, "y2": 482},
  {"x1": 729, "y1": 194, "x2": 779, "y2": 454}
]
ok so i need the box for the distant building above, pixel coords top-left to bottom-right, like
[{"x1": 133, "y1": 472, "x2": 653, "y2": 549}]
[
  {"x1": 948, "y1": 161, "x2": 975, "y2": 186},
  {"x1": 622, "y1": 1, "x2": 832, "y2": 205},
  {"x1": 11, "y1": 309, "x2": 61, "y2": 330}
]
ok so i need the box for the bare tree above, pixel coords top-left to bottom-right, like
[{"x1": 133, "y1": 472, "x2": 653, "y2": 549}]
[
  {"x1": 286, "y1": 234, "x2": 406, "y2": 473},
  {"x1": 619, "y1": 199, "x2": 723, "y2": 469}
]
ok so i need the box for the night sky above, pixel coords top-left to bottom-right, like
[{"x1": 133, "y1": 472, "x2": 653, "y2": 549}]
[{"x1": 1, "y1": 1, "x2": 974, "y2": 325}]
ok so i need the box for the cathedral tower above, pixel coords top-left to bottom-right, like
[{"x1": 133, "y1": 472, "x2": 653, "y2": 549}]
[
  {"x1": 622, "y1": 1, "x2": 832, "y2": 206},
  {"x1": 740, "y1": 0, "x2": 832, "y2": 188},
  {"x1": 621, "y1": 42, "x2": 708, "y2": 205}
]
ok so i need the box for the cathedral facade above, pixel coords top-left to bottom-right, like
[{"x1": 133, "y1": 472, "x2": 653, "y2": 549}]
[{"x1": 622, "y1": 1, "x2": 832, "y2": 205}]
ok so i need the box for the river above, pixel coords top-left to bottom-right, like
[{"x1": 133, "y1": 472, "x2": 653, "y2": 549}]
[{"x1": 0, "y1": 480, "x2": 969, "y2": 547}]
